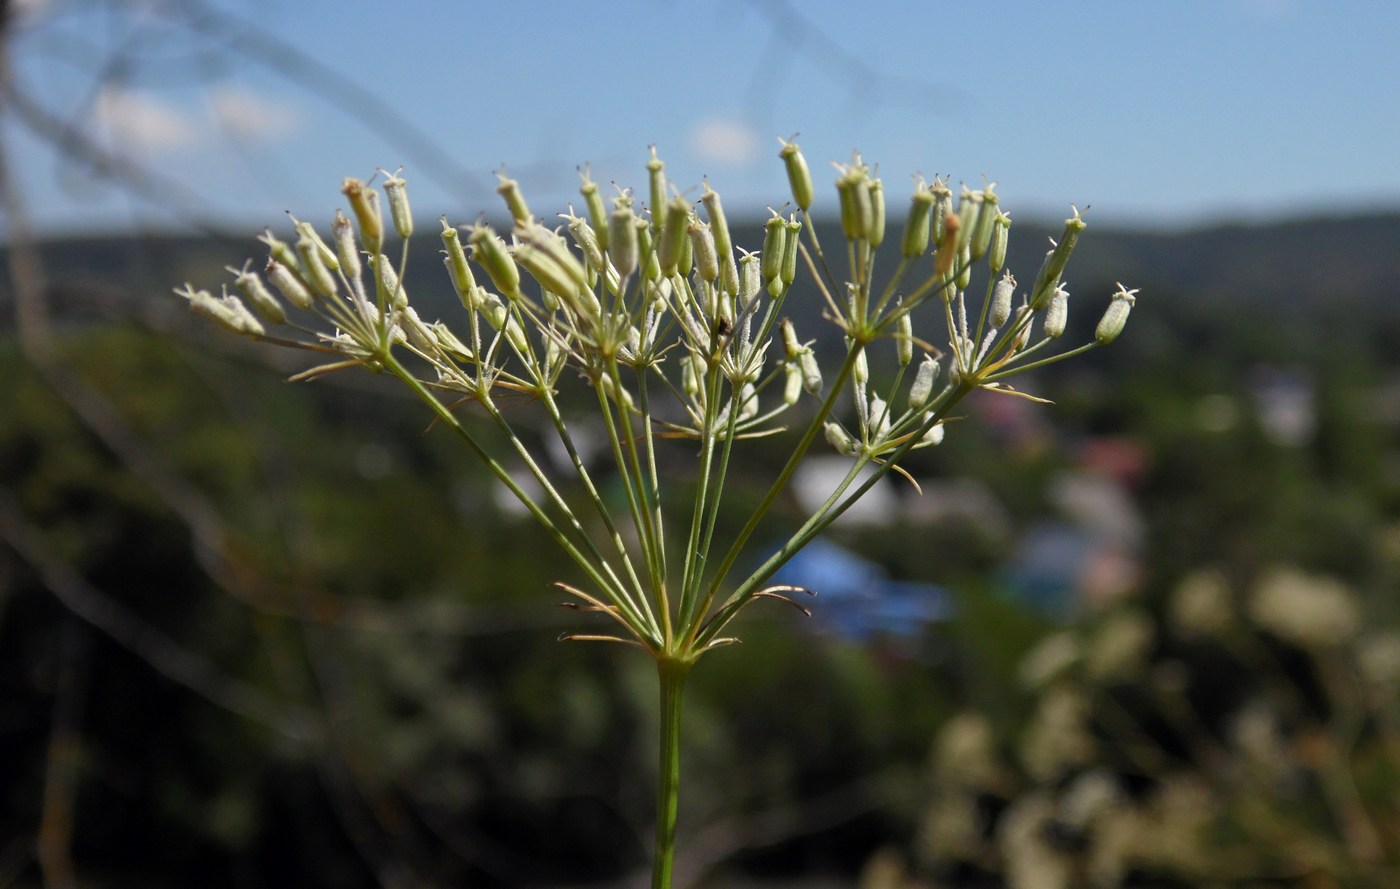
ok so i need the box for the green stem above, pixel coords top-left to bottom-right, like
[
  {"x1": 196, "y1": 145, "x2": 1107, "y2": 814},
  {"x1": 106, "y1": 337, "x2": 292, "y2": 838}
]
[
  {"x1": 539, "y1": 389, "x2": 658, "y2": 636},
  {"x1": 677, "y1": 366, "x2": 726, "y2": 627},
  {"x1": 652, "y1": 657, "x2": 689, "y2": 889},
  {"x1": 637, "y1": 368, "x2": 667, "y2": 593},
  {"x1": 382, "y1": 353, "x2": 654, "y2": 643},
  {"x1": 698, "y1": 380, "x2": 974, "y2": 645},
  {"x1": 983, "y1": 340, "x2": 1099, "y2": 380},
  {"x1": 692, "y1": 345, "x2": 863, "y2": 635}
]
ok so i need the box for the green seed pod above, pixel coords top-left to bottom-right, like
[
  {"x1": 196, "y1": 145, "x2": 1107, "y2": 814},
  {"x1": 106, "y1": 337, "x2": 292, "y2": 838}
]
[
  {"x1": 682, "y1": 352, "x2": 703, "y2": 398},
  {"x1": 228, "y1": 263, "x2": 285, "y2": 324},
  {"x1": 432, "y1": 322, "x2": 474, "y2": 361},
  {"x1": 636, "y1": 219, "x2": 661, "y2": 282},
  {"x1": 480, "y1": 294, "x2": 527, "y2": 352},
  {"x1": 368, "y1": 254, "x2": 407, "y2": 309},
  {"x1": 540, "y1": 287, "x2": 560, "y2": 313},
  {"x1": 902, "y1": 181, "x2": 935, "y2": 258},
  {"x1": 181, "y1": 285, "x2": 249, "y2": 335},
  {"x1": 853, "y1": 344, "x2": 869, "y2": 389},
  {"x1": 988, "y1": 210, "x2": 1011, "y2": 274},
  {"x1": 738, "y1": 252, "x2": 761, "y2": 302},
  {"x1": 1031, "y1": 208, "x2": 1087, "y2": 309},
  {"x1": 265, "y1": 259, "x2": 312, "y2": 309},
  {"x1": 1010, "y1": 306, "x2": 1031, "y2": 352},
  {"x1": 800, "y1": 350, "x2": 822, "y2": 394},
  {"x1": 597, "y1": 373, "x2": 634, "y2": 411},
  {"x1": 716, "y1": 287, "x2": 735, "y2": 328},
  {"x1": 896, "y1": 311, "x2": 913, "y2": 366},
  {"x1": 341, "y1": 177, "x2": 383, "y2": 255},
  {"x1": 502, "y1": 314, "x2": 529, "y2": 353},
  {"x1": 780, "y1": 216, "x2": 802, "y2": 286},
  {"x1": 381, "y1": 170, "x2": 413, "y2": 239},
  {"x1": 608, "y1": 203, "x2": 638, "y2": 279},
  {"x1": 579, "y1": 167, "x2": 609, "y2": 251},
  {"x1": 514, "y1": 240, "x2": 581, "y2": 309},
  {"x1": 836, "y1": 166, "x2": 872, "y2": 241},
  {"x1": 955, "y1": 187, "x2": 980, "y2": 255},
  {"x1": 190, "y1": 288, "x2": 260, "y2": 336},
  {"x1": 920, "y1": 422, "x2": 945, "y2": 446},
  {"x1": 533, "y1": 224, "x2": 589, "y2": 293},
  {"x1": 399, "y1": 305, "x2": 435, "y2": 352},
  {"x1": 930, "y1": 177, "x2": 953, "y2": 243},
  {"x1": 969, "y1": 183, "x2": 998, "y2": 261},
  {"x1": 564, "y1": 215, "x2": 605, "y2": 274},
  {"x1": 658, "y1": 193, "x2": 690, "y2": 275},
  {"x1": 258, "y1": 229, "x2": 301, "y2": 276},
  {"x1": 222, "y1": 292, "x2": 265, "y2": 336},
  {"x1": 781, "y1": 318, "x2": 802, "y2": 358},
  {"x1": 292, "y1": 218, "x2": 339, "y2": 271},
  {"x1": 784, "y1": 361, "x2": 803, "y2": 405},
  {"x1": 779, "y1": 138, "x2": 814, "y2": 211},
  {"x1": 761, "y1": 214, "x2": 786, "y2": 284},
  {"x1": 867, "y1": 178, "x2": 886, "y2": 248},
  {"x1": 934, "y1": 213, "x2": 960, "y2": 281},
  {"x1": 909, "y1": 354, "x2": 939, "y2": 408},
  {"x1": 468, "y1": 224, "x2": 521, "y2": 300},
  {"x1": 647, "y1": 145, "x2": 666, "y2": 232},
  {"x1": 1044, "y1": 285, "x2": 1069, "y2": 338},
  {"x1": 479, "y1": 291, "x2": 508, "y2": 330},
  {"x1": 677, "y1": 220, "x2": 694, "y2": 276},
  {"x1": 700, "y1": 181, "x2": 733, "y2": 267},
  {"x1": 955, "y1": 244, "x2": 972, "y2": 290},
  {"x1": 689, "y1": 220, "x2": 718, "y2": 283},
  {"x1": 441, "y1": 219, "x2": 479, "y2": 309},
  {"x1": 824, "y1": 421, "x2": 857, "y2": 456},
  {"x1": 991, "y1": 272, "x2": 1016, "y2": 327},
  {"x1": 522, "y1": 227, "x2": 594, "y2": 319},
  {"x1": 296, "y1": 234, "x2": 338, "y2": 298},
  {"x1": 179, "y1": 285, "x2": 223, "y2": 319},
  {"x1": 1095, "y1": 284, "x2": 1137, "y2": 345},
  {"x1": 718, "y1": 254, "x2": 739, "y2": 296},
  {"x1": 496, "y1": 173, "x2": 532, "y2": 227},
  {"x1": 868, "y1": 393, "x2": 890, "y2": 440},
  {"x1": 332, "y1": 211, "x2": 362, "y2": 284}
]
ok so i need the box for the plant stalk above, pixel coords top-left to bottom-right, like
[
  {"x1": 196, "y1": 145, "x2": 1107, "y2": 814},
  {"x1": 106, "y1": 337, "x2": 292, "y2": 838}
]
[{"x1": 652, "y1": 657, "x2": 689, "y2": 889}]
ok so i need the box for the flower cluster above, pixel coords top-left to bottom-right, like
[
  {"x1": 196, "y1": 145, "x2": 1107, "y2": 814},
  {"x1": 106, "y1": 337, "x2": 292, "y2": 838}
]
[
  {"x1": 177, "y1": 141, "x2": 1140, "y2": 888},
  {"x1": 176, "y1": 143, "x2": 1135, "y2": 657}
]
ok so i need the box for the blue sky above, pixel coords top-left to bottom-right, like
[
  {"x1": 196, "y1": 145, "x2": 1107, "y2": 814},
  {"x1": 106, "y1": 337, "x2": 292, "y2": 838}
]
[{"x1": 5, "y1": 0, "x2": 1398, "y2": 235}]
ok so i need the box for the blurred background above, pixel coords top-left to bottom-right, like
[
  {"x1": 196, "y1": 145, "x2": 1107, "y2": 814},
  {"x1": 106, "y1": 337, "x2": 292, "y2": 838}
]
[{"x1": 3, "y1": 1, "x2": 1400, "y2": 887}]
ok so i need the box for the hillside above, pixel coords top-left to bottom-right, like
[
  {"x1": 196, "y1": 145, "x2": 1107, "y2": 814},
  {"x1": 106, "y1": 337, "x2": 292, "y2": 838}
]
[{"x1": 5, "y1": 210, "x2": 1400, "y2": 328}]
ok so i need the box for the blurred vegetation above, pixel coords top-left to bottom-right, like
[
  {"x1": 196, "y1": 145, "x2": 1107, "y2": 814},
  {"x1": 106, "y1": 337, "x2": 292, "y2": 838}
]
[{"x1": 3, "y1": 213, "x2": 1400, "y2": 886}]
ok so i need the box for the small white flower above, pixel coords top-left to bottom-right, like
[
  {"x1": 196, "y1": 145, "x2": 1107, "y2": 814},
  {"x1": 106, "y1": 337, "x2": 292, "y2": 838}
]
[
  {"x1": 1169, "y1": 570, "x2": 1233, "y2": 639},
  {"x1": 1249, "y1": 566, "x2": 1360, "y2": 648}
]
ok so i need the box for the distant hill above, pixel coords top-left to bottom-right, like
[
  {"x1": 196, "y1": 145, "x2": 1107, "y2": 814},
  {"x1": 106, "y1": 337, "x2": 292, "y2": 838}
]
[
  {"x1": 5, "y1": 211, "x2": 1399, "y2": 338},
  {"x1": 1050, "y1": 212, "x2": 1400, "y2": 312}
]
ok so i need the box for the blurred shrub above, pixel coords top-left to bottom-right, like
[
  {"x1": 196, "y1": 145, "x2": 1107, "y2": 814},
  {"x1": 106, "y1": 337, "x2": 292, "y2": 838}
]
[{"x1": 866, "y1": 565, "x2": 1400, "y2": 889}]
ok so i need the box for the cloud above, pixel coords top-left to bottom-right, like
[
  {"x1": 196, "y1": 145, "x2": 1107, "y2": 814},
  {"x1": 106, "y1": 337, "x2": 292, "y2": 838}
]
[
  {"x1": 89, "y1": 85, "x2": 302, "y2": 157},
  {"x1": 691, "y1": 117, "x2": 761, "y2": 166},
  {"x1": 92, "y1": 87, "x2": 199, "y2": 154},
  {"x1": 208, "y1": 87, "x2": 301, "y2": 142}
]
